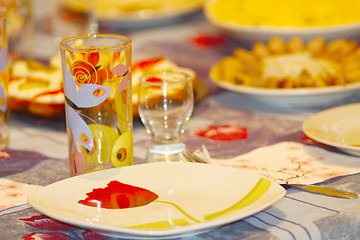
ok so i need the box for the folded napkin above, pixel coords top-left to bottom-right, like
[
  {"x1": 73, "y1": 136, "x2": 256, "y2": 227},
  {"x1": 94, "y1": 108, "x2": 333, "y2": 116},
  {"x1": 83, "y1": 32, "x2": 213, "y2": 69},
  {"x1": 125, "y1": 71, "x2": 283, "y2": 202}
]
[
  {"x1": 0, "y1": 178, "x2": 42, "y2": 211},
  {"x1": 194, "y1": 141, "x2": 360, "y2": 184}
]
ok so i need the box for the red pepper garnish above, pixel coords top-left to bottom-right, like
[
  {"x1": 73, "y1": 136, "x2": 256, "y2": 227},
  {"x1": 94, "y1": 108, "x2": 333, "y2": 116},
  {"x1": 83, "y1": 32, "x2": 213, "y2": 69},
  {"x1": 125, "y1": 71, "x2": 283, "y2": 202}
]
[
  {"x1": 133, "y1": 57, "x2": 164, "y2": 71},
  {"x1": 145, "y1": 77, "x2": 163, "y2": 83},
  {"x1": 31, "y1": 88, "x2": 64, "y2": 101},
  {"x1": 9, "y1": 76, "x2": 23, "y2": 82}
]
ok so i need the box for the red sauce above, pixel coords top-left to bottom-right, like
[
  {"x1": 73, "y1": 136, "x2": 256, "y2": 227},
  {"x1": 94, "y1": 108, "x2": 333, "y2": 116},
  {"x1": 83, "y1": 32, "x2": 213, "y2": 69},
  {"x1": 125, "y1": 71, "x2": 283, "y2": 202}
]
[{"x1": 78, "y1": 180, "x2": 159, "y2": 209}]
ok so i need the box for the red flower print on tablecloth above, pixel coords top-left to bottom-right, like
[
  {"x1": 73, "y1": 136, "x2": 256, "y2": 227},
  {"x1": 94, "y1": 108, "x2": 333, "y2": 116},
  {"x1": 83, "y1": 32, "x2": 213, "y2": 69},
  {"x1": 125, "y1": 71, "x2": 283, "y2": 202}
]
[
  {"x1": 23, "y1": 232, "x2": 71, "y2": 240},
  {"x1": 20, "y1": 215, "x2": 110, "y2": 240},
  {"x1": 190, "y1": 33, "x2": 226, "y2": 48},
  {"x1": 194, "y1": 124, "x2": 248, "y2": 141},
  {"x1": 82, "y1": 230, "x2": 109, "y2": 240},
  {"x1": 78, "y1": 180, "x2": 159, "y2": 209},
  {"x1": 20, "y1": 215, "x2": 74, "y2": 231}
]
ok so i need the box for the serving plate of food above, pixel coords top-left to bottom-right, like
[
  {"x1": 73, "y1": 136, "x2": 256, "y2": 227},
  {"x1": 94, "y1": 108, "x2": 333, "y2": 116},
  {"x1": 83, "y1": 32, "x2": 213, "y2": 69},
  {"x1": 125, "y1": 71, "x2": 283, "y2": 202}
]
[
  {"x1": 302, "y1": 103, "x2": 360, "y2": 156},
  {"x1": 210, "y1": 37, "x2": 360, "y2": 107},
  {"x1": 9, "y1": 56, "x2": 207, "y2": 118},
  {"x1": 204, "y1": 0, "x2": 360, "y2": 43},
  {"x1": 28, "y1": 162, "x2": 285, "y2": 238}
]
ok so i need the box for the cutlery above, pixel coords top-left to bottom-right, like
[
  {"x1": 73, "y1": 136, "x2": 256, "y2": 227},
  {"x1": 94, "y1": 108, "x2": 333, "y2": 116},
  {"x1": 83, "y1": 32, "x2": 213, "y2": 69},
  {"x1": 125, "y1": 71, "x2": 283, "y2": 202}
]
[
  {"x1": 181, "y1": 149, "x2": 208, "y2": 163},
  {"x1": 285, "y1": 183, "x2": 358, "y2": 199}
]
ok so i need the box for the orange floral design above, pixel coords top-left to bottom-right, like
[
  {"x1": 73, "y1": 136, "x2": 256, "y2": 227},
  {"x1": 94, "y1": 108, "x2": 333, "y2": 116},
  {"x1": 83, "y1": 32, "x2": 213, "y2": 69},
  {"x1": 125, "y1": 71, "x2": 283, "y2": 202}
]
[
  {"x1": 70, "y1": 49, "x2": 120, "y2": 87},
  {"x1": 71, "y1": 60, "x2": 99, "y2": 86}
]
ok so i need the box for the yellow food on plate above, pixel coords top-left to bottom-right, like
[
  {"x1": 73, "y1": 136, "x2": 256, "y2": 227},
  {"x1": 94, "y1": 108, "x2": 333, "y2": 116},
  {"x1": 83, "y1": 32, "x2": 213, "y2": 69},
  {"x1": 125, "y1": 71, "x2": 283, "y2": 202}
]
[
  {"x1": 210, "y1": 37, "x2": 360, "y2": 89},
  {"x1": 206, "y1": 0, "x2": 360, "y2": 27},
  {"x1": 132, "y1": 57, "x2": 197, "y2": 116}
]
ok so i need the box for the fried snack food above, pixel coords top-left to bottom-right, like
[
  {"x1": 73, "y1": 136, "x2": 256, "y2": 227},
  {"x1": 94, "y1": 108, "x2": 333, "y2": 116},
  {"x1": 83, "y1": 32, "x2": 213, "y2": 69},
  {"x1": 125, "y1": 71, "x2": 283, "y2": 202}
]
[
  {"x1": 210, "y1": 37, "x2": 360, "y2": 89},
  {"x1": 132, "y1": 57, "x2": 197, "y2": 116},
  {"x1": 9, "y1": 57, "x2": 65, "y2": 118}
]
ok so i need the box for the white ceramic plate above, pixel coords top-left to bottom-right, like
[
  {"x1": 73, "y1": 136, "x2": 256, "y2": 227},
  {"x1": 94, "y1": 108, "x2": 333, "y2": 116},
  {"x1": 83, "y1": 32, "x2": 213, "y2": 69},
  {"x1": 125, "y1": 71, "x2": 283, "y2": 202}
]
[
  {"x1": 27, "y1": 162, "x2": 285, "y2": 239},
  {"x1": 303, "y1": 103, "x2": 360, "y2": 156},
  {"x1": 204, "y1": 0, "x2": 360, "y2": 44},
  {"x1": 212, "y1": 80, "x2": 360, "y2": 108}
]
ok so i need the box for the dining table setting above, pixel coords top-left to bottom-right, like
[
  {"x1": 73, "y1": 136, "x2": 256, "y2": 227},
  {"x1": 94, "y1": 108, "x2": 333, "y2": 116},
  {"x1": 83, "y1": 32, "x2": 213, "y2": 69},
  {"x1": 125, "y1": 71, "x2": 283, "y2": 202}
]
[{"x1": 3, "y1": 0, "x2": 360, "y2": 239}]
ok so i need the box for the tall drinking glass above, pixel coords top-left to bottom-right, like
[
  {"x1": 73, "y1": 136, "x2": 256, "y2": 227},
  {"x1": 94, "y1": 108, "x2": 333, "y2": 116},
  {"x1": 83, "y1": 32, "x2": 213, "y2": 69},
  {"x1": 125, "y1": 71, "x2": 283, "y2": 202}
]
[
  {"x1": 0, "y1": 11, "x2": 10, "y2": 150},
  {"x1": 138, "y1": 71, "x2": 194, "y2": 162},
  {"x1": 60, "y1": 34, "x2": 133, "y2": 176}
]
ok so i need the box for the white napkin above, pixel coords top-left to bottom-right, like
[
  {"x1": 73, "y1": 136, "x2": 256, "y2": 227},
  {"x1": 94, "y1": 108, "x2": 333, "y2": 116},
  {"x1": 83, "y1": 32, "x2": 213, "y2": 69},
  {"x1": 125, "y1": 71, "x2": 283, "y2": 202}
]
[
  {"x1": 0, "y1": 178, "x2": 42, "y2": 211},
  {"x1": 194, "y1": 141, "x2": 360, "y2": 184}
]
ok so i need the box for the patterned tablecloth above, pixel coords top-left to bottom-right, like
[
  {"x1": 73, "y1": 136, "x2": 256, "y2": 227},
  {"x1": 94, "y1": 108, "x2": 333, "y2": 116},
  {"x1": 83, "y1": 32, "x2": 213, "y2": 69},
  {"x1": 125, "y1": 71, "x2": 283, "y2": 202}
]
[{"x1": 2, "y1": 10, "x2": 360, "y2": 240}]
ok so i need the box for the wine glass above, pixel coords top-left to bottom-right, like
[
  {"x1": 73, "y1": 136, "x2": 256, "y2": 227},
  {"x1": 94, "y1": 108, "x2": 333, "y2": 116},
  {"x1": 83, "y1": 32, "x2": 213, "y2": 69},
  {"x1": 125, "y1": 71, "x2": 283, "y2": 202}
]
[{"x1": 138, "y1": 70, "x2": 194, "y2": 162}]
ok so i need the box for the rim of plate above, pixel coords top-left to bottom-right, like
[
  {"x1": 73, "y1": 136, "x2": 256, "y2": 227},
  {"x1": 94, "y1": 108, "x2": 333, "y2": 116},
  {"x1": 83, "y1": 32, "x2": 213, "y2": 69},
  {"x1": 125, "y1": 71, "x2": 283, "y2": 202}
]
[
  {"x1": 97, "y1": 2, "x2": 202, "y2": 21},
  {"x1": 213, "y1": 80, "x2": 360, "y2": 97}
]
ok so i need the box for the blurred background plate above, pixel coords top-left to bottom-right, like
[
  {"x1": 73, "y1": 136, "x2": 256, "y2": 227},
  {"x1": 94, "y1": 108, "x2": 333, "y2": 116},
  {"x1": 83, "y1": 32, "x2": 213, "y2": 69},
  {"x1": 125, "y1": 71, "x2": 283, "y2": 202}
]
[
  {"x1": 95, "y1": 0, "x2": 204, "y2": 29},
  {"x1": 204, "y1": 0, "x2": 360, "y2": 44},
  {"x1": 302, "y1": 103, "x2": 360, "y2": 156}
]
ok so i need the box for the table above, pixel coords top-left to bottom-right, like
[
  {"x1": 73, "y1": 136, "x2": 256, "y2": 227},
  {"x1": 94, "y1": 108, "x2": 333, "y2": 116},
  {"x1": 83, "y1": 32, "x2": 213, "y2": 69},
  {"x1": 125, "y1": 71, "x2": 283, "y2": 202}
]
[{"x1": 2, "y1": 10, "x2": 360, "y2": 240}]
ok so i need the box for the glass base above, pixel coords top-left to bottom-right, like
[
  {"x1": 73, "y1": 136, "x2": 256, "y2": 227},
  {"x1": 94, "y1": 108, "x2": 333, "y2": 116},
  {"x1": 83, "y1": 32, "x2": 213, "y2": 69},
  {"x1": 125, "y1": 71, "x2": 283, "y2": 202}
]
[{"x1": 145, "y1": 142, "x2": 187, "y2": 163}]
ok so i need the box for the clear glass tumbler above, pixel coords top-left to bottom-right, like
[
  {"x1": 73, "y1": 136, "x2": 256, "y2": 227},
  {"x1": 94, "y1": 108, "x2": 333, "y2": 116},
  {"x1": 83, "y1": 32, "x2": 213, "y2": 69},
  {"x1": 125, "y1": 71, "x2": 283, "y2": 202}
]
[
  {"x1": 138, "y1": 70, "x2": 194, "y2": 162},
  {"x1": 60, "y1": 34, "x2": 133, "y2": 176},
  {"x1": 0, "y1": 11, "x2": 10, "y2": 150}
]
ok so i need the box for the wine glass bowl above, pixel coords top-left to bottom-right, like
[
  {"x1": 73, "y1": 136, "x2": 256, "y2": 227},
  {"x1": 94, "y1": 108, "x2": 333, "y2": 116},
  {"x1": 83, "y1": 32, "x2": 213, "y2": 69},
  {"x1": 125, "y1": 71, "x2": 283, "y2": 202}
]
[{"x1": 138, "y1": 70, "x2": 194, "y2": 162}]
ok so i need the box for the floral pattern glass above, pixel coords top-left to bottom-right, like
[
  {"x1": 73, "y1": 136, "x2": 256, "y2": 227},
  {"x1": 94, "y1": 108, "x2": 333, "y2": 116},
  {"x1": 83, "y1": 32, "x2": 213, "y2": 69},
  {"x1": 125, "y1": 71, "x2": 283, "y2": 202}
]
[
  {"x1": 60, "y1": 34, "x2": 133, "y2": 176},
  {"x1": 0, "y1": 11, "x2": 9, "y2": 150}
]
